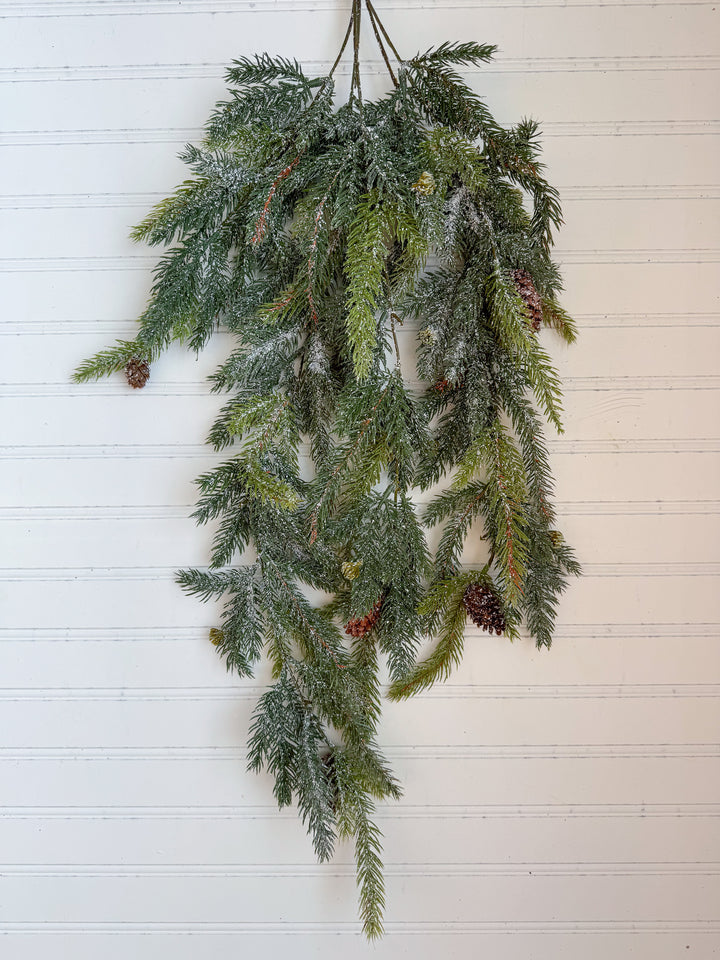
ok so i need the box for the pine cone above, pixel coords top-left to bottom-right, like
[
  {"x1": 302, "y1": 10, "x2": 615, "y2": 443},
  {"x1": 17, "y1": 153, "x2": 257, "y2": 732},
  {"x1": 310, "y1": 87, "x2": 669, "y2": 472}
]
[
  {"x1": 344, "y1": 597, "x2": 383, "y2": 638},
  {"x1": 341, "y1": 560, "x2": 363, "y2": 581},
  {"x1": 511, "y1": 269, "x2": 543, "y2": 332},
  {"x1": 462, "y1": 582, "x2": 506, "y2": 636},
  {"x1": 209, "y1": 628, "x2": 224, "y2": 646},
  {"x1": 125, "y1": 356, "x2": 150, "y2": 388},
  {"x1": 434, "y1": 379, "x2": 451, "y2": 393},
  {"x1": 412, "y1": 170, "x2": 436, "y2": 196}
]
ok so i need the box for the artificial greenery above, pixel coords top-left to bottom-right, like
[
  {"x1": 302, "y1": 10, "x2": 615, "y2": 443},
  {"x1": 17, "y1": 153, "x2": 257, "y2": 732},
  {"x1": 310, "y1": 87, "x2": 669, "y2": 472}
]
[{"x1": 75, "y1": 0, "x2": 580, "y2": 937}]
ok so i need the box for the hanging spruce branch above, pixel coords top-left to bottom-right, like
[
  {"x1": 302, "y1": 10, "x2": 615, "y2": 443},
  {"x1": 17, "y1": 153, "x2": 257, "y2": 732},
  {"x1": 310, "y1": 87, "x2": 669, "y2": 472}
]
[{"x1": 75, "y1": 2, "x2": 580, "y2": 938}]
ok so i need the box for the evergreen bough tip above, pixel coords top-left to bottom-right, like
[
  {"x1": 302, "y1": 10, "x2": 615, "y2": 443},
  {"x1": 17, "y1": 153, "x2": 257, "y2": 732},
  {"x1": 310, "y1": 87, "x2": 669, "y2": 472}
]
[{"x1": 76, "y1": 3, "x2": 580, "y2": 937}]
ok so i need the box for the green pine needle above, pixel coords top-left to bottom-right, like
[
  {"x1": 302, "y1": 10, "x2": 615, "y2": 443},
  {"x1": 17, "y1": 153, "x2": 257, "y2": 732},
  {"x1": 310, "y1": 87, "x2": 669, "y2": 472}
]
[{"x1": 344, "y1": 193, "x2": 387, "y2": 380}]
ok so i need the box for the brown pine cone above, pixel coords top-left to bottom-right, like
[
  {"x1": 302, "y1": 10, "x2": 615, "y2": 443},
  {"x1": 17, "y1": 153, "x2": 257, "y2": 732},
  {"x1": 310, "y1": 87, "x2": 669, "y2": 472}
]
[
  {"x1": 125, "y1": 356, "x2": 150, "y2": 388},
  {"x1": 511, "y1": 269, "x2": 543, "y2": 332},
  {"x1": 462, "y1": 582, "x2": 506, "y2": 636},
  {"x1": 434, "y1": 379, "x2": 450, "y2": 393},
  {"x1": 344, "y1": 597, "x2": 383, "y2": 638}
]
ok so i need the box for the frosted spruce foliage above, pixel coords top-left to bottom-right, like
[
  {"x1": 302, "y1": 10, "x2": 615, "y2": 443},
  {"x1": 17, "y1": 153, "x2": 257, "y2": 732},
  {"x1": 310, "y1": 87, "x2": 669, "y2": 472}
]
[{"x1": 75, "y1": 41, "x2": 580, "y2": 938}]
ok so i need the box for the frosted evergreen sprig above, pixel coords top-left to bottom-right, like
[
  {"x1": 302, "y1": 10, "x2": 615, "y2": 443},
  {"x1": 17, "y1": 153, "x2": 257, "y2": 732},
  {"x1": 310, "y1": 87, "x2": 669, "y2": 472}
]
[{"x1": 76, "y1": 1, "x2": 580, "y2": 938}]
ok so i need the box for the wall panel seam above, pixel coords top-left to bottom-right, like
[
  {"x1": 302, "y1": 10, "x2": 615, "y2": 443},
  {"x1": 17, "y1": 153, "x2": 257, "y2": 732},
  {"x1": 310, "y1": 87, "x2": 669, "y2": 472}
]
[
  {"x1": 1, "y1": 744, "x2": 717, "y2": 758},
  {"x1": 4, "y1": 0, "x2": 715, "y2": 16},
  {"x1": 3, "y1": 187, "x2": 720, "y2": 208},
  {"x1": 1, "y1": 684, "x2": 718, "y2": 699},
  {"x1": 2, "y1": 803, "x2": 719, "y2": 819},
  {"x1": 1, "y1": 862, "x2": 718, "y2": 877},
  {"x1": 6, "y1": 123, "x2": 719, "y2": 146},
  {"x1": 6, "y1": 375, "x2": 720, "y2": 395},
  {"x1": 5, "y1": 440, "x2": 720, "y2": 456},
  {"x1": 5, "y1": 0, "x2": 716, "y2": 17},
  {"x1": 4, "y1": 499, "x2": 719, "y2": 518},
  {"x1": 4, "y1": 251, "x2": 719, "y2": 271},
  {"x1": 2, "y1": 562, "x2": 719, "y2": 580},
  {"x1": 1, "y1": 624, "x2": 715, "y2": 638},
  {"x1": 4, "y1": 57, "x2": 720, "y2": 84},
  {"x1": 1, "y1": 920, "x2": 719, "y2": 935},
  {"x1": 4, "y1": 315, "x2": 719, "y2": 334}
]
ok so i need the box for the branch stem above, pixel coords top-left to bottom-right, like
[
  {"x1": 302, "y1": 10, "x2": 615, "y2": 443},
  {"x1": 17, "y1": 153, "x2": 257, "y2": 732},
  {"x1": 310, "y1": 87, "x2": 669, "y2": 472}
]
[
  {"x1": 308, "y1": 11, "x2": 353, "y2": 109},
  {"x1": 365, "y1": 0, "x2": 402, "y2": 64},
  {"x1": 365, "y1": 0, "x2": 397, "y2": 86},
  {"x1": 351, "y1": 0, "x2": 363, "y2": 106}
]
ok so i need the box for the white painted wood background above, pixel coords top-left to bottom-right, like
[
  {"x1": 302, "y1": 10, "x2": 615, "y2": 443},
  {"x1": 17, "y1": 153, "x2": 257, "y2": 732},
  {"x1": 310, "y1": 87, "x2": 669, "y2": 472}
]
[{"x1": 1, "y1": 0, "x2": 719, "y2": 956}]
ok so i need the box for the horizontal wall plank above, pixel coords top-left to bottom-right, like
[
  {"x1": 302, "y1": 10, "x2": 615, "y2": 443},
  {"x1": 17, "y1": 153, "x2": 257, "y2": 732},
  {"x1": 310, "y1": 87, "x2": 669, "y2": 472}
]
[
  {"x1": 0, "y1": 692, "x2": 715, "y2": 748},
  {"x1": 0, "y1": 930, "x2": 716, "y2": 960},
  {"x1": 0, "y1": 871, "x2": 717, "y2": 924},
  {"x1": 4, "y1": 69, "x2": 718, "y2": 142},
  {"x1": 3, "y1": 573, "x2": 716, "y2": 626},
  {"x1": 1, "y1": 333, "x2": 231, "y2": 385},
  {"x1": 0, "y1": 632, "x2": 717, "y2": 686},
  {"x1": 3, "y1": 0, "x2": 713, "y2": 15},
  {"x1": 3, "y1": 452, "x2": 719, "y2": 506},
  {"x1": 4, "y1": 134, "x2": 720, "y2": 196},
  {"x1": 1, "y1": 387, "x2": 716, "y2": 445},
  {"x1": 1, "y1": 513, "x2": 717, "y2": 567},
  {"x1": 1, "y1": 810, "x2": 717, "y2": 866},
  {"x1": 4, "y1": 198, "x2": 720, "y2": 259},
  {"x1": 561, "y1": 263, "x2": 720, "y2": 314},
  {"x1": 3, "y1": 7, "x2": 717, "y2": 67},
  {"x1": 1, "y1": 931, "x2": 719, "y2": 960},
  {"x1": 1, "y1": 754, "x2": 718, "y2": 806},
  {"x1": 3, "y1": 261, "x2": 717, "y2": 322}
]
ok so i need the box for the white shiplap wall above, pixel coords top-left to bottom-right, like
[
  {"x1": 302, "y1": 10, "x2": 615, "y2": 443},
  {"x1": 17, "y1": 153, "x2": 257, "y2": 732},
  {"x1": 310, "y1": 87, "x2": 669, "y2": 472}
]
[{"x1": 1, "y1": 0, "x2": 719, "y2": 956}]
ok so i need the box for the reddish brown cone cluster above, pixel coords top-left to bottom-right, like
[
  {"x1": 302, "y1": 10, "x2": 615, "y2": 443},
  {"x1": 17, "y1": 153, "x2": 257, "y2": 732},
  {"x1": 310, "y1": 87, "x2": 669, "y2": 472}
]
[
  {"x1": 511, "y1": 269, "x2": 543, "y2": 332},
  {"x1": 434, "y1": 379, "x2": 451, "y2": 393},
  {"x1": 125, "y1": 356, "x2": 150, "y2": 388},
  {"x1": 462, "y1": 582, "x2": 506, "y2": 635},
  {"x1": 344, "y1": 597, "x2": 383, "y2": 637}
]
